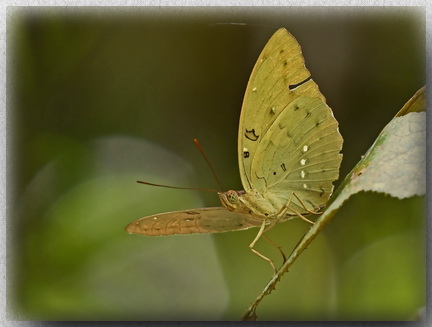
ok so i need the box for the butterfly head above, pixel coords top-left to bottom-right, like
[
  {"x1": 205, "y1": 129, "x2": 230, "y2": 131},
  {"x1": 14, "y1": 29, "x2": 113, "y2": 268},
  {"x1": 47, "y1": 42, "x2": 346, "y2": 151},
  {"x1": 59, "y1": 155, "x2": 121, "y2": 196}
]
[
  {"x1": 218, "y1": 190, "x2": 243, "y2": 211},
  {"x1": 219, "y1": 190, "x2": 274, "y2": 218}
]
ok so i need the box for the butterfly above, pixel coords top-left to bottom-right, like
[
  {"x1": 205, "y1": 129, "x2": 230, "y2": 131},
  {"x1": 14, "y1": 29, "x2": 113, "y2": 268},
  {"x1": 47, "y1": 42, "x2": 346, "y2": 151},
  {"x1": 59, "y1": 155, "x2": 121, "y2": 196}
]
[{"x1": 125, "y1": 28, "x2": 343, "y2": 272}]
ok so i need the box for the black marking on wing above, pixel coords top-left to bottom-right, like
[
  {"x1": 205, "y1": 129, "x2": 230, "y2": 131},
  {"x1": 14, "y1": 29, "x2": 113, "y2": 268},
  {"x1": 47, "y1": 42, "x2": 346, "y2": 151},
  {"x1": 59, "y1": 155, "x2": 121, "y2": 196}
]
[
  {"x1": 243, "y1": 151, "x2": 250, "y2": 158},
  {"x1": 281, "y1": 163, "x2": 287, "y2": 171},
  {"x1": 289, "y1": 76, "x2": 312, "y2": 90},
  {"x1": 245, "y1": 128, "x2": 259, "y2": 141}
]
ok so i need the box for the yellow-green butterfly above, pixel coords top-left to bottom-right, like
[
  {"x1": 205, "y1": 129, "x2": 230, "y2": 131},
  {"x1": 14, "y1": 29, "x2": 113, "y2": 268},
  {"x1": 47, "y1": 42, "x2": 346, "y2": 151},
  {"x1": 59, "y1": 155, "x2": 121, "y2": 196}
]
[{"x1": 126, "y1": 28, "x2": 343, "y2": 271}]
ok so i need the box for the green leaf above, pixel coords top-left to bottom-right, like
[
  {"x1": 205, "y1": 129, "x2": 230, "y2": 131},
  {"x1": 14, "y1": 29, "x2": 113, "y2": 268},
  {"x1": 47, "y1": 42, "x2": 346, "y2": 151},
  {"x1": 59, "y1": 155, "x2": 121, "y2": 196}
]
[
  {"x1": 339, "y1": 111, "x2": 425, "y2": 199},
  {"x1": 396, "y1": 86, "x2": 426, "y2": 116},
  {"x1": 242, "y1": 86, "x2": 426, "y2": 320},
  {"x1": 331, "y1": 85, "x2": 425, "y2": 207}
]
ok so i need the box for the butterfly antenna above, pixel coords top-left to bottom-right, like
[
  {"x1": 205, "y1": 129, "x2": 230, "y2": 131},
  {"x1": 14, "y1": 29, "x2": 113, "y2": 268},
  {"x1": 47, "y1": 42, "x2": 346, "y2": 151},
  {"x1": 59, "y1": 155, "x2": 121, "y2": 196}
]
[
  {"x1": 136, "y1": 181, "x2": 220, "y2": 193},
  {"x1": 193, "y1": 138, "x2": 225, "y2": 191}
]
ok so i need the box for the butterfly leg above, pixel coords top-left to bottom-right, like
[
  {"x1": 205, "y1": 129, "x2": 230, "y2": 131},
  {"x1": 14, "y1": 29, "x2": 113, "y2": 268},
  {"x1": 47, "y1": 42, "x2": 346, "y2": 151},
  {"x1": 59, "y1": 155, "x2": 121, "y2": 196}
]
[
  {"x1": 292, "y1": 192, "x2": 322, "y2": 215},
  {"x1": 278, "y1": 192, "x2": 315, "y2": 225},
  {"x1": 288, "y1": 206, "x2": 315, "y2": 225},
  {"x1": 249, "y1": 220, "x2": 278, "y2": 274},
  {"x1": 273, "y1": 193, "x2": 313, "y2": 224},
  {"x1": 262, "y1": 220, "x2": 287, "y2": 263},
  {"x1": 262, "y1": 234, "x2": 287, "y2": 263},
  {"x1": 273, "y1": 191, "x2": 294, "y2": 217}
]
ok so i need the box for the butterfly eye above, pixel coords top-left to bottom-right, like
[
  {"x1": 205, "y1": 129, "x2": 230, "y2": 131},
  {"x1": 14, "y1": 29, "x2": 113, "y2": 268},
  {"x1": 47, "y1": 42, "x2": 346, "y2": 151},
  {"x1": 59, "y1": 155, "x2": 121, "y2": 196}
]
[{"x1": 227, "y1": 191, "x2": 238, "y2": 204}]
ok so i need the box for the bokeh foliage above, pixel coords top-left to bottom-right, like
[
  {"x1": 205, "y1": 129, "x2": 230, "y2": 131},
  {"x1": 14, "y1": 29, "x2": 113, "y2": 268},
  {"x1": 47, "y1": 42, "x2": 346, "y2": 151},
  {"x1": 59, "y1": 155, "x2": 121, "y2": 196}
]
[{"x1": 7, "y1": 7, "x2": 425, "y2": 320}]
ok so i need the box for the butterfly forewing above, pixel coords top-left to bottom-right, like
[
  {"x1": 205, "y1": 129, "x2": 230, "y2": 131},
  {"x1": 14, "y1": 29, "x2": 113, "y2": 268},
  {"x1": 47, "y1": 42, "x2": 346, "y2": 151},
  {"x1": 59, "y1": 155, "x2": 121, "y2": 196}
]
[
  {"x1": 238, "y1": 28, "x2": 326, "y2": 192},
  {"x1": 125, "y1": 207, "x2": 263, "y2": 236}
]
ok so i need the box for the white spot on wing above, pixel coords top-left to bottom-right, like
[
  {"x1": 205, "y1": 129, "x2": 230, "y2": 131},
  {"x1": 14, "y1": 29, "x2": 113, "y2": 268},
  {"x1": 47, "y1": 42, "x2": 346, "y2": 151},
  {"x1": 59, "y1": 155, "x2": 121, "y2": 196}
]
[
  {"x1": 302, "y1": 145, "x2": 309, "y2": 152},
  {"x1": 300, "y1": 159, "x2": 306, "y2": 165}
]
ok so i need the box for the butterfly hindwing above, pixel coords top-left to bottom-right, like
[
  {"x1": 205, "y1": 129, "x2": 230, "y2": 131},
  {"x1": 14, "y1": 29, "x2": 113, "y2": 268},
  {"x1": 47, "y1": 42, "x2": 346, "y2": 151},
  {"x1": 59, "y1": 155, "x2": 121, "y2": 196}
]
[
  {"x1": 125, "y1": 207, "x2": 263, "y2": 236},
  {"x1": 252, "y1": 96, "x2": 343, "y2": 212},
  {"x1": 238, "y1": 28, "x2": 326, "y2": 192}
]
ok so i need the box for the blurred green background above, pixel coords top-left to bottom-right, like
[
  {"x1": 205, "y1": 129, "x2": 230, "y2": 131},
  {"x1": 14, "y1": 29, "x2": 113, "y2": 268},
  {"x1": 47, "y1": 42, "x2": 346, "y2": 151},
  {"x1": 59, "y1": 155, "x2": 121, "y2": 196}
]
[{"x1": 7, "y1": 6, "x2": 425, "y2": 321}]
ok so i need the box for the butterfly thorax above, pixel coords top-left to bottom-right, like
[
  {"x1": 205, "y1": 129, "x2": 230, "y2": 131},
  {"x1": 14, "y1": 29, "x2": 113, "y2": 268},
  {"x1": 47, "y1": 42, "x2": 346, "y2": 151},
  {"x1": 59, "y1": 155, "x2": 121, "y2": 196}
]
[{"x1": 218, "y1": 190, "x2": 289, "y2": 221}]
